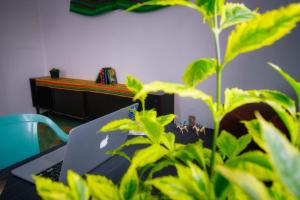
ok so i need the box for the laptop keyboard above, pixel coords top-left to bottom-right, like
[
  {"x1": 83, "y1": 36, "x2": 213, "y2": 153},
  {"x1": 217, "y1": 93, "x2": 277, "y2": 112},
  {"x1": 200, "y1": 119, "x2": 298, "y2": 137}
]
[{"x1": 36, "y1": 161, "x2": 63, "y2": 181}]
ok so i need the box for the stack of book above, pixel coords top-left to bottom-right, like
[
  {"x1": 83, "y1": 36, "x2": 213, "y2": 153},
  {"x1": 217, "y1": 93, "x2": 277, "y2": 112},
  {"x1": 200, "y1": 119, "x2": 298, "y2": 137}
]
[{"x1": 96, "y1": 67, "x2": 118, "y2": 84}]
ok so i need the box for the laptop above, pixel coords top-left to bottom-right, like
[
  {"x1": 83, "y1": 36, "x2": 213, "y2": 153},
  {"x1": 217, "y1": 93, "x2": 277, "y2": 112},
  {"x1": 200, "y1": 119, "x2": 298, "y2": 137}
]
[{"x1": 12, "y1": 103, "x2": 139, "y2": 184}]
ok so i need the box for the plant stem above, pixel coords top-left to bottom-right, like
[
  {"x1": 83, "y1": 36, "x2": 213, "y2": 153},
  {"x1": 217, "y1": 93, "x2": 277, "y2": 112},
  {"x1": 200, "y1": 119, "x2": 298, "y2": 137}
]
[
  {"x1": 209, "y1": 119, "x2": 220, "y2": 176},
  {"x1": 298, "y1": 101, "x2": 300, "y2": 114},
  {"x1": 215, "y1": 37, "x2": 222, "y2": 109},
  {"x1": 209, "y1": 7, "x2": 222, "y2": 178},
  {"x1": 141, "y1": 97, "x2": 146, "y2": 115},
  {"x1": 142, "y1": 99, "x2": 146, "y2": 111}
]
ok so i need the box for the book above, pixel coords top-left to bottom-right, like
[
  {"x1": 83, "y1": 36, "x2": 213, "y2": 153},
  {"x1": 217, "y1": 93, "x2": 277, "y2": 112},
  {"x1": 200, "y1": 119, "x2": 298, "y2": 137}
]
[
  {"x1": 103, "y1": 68, "x2": 109, "y2": 84},
  {"x1": 96, "y1": 68, "x2": 102, "y2": 83},
  {"x1": 100, "y1": 68, "x2": 105, "y2": 84},
  {"x1": 109, "y1": 68, "x2": 118, "y2": 84},
  {"x1": 97, "y1": 67, "x2": 118, "y2": 85}
]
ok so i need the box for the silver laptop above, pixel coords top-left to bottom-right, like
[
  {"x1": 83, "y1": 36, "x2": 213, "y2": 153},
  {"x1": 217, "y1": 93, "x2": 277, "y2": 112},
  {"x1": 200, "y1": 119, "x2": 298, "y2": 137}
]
[{"x1": 12, "y1": 103, "x2": 139, "y2": 184}]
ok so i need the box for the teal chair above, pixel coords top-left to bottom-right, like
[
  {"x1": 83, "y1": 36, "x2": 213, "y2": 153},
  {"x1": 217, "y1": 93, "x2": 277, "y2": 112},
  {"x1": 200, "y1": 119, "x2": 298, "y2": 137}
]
[{"x1": 0, "y1": 114, "x2": 68, "y2": 170}]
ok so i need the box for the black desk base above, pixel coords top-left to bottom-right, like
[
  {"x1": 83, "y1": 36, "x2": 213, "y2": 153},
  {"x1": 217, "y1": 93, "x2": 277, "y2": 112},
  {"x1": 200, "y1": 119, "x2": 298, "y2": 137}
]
[{"x1": 0, "y1": 125, "x2": 212, "y2": 200}]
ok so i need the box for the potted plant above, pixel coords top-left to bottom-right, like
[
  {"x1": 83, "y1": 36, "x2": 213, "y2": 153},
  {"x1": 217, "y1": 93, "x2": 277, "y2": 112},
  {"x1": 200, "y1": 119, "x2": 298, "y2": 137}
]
[
  {"x1": 35, "y1": 1, "x2": 300, "y2": 199},
  {"x1": 49, "y1": 68, "x2": 60, "y2": 79}
]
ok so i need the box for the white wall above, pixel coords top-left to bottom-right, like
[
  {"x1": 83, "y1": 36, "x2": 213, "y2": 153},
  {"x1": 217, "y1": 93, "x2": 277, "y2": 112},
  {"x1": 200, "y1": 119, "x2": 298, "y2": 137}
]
[
  {"x1": 39, "y1": 0, "x2": 300, "y2": 127},
  {"x1": 39, "y1": 0, "x2": 216, "y2": 126},
  {"x1": 1, "y1": 0, "x2": 299, "y2": 128},
  {"x1": 0, "y1": 0, "x2": 47, "y2": 115}
]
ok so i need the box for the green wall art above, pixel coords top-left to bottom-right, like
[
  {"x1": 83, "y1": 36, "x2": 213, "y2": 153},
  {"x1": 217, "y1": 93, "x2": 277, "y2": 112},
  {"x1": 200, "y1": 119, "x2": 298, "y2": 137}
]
[{"x1": 70, "y1": 0, "x2": 164, "y2": 16}]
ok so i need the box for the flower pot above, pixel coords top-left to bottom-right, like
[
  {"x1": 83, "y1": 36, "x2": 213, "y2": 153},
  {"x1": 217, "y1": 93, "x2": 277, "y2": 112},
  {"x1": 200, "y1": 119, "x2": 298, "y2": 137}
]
[{"x1": 50, "y1": 70, "x2": 59, "y2": 79}]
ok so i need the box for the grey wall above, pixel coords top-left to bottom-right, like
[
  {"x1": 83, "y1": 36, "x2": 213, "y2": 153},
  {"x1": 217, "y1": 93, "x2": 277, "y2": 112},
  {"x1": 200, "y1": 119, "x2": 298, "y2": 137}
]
[
  {"x1": 0, "y1": 0, "x2": 47, "y2": 115},
  {"x1": 1, "y1": 0, "x2": 299, "y2": 128}
]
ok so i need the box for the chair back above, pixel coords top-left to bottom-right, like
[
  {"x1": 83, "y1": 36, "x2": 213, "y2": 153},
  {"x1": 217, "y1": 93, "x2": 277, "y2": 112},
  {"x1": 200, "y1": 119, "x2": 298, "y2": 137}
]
[{"x1": 0, "y1": 114, "x2": 68, "y2": 170}]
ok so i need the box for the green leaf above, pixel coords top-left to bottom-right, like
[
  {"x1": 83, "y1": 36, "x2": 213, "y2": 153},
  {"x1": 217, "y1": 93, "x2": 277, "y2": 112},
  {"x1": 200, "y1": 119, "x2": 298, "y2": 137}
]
[
  {"x1": 223, "y1": 88, "x2": 295, "y2": 117},
  {"x1": 236, "y1": 134, "x2": 252, "y2": 156},
  {"x1": 214, "y1": 151, "x2": 273, "y2": 198},
  {"x1": 100, "y1": 119, "x2": 141, "y2": 133},
  {"x1": 175, "y1": 163, "x2": 209, "y2": 199},
  {"x1": 34, "y1": 176, "x2": 73, "y2": 200},
  {"x1": 225, "y1": 3, "x2": 300, "y2": 64},
  {"x1": 101, "y1": 110, "x2": 166, "y2": 144},
  {"x1": 161, "y1": 132, "x2": 175, "y2": 150},
  {"x1": 157, "y1": 114, "x2": 176, "y2": 126},
  {"x1": 182, "y1": 58, "x2": 217, "y2": 87},
  {"x1": 203, "y1": 148, "x2": 224, "y2": 167},
  {"x1": 217, "y1": 130, "x2": 238, "y2": 158},
  {"x1": 244, "y1": 103, "x2": 299, "y2": 147},
  {"x1": 147, "y1": 159, "x2": 175, "y2": 179},
  {"x1": 258, "y1": 114, "x2": 300, "y2": 199},
  {"x1": 229, "y1": 185, "x2": 251, "y2": 200},
  {"x1": 217, "y1": 131, "x2": 252, "y2": 159},
  {"x1": 131, "y1": 144, "x2": 168, "y2": 168},
  {"x1": 127, "y1": 0, "x2": 203, "y2": 13},
  {"x1": 269, "y1": 62, "x2": 300, "y2": 110},
  {"x1": 243, "y1": 120, "x2": 266, "y2": 150},
  {"x1": 224, "y1": 88, "x2": 298, "y2": 143},
  {"x1": 227, "y1": 151, "x2": 273, "y2": 181},
  {"x1": 217, "y1": 166, "x2": 272, "y2": 200},
  {"x1": 259, "y1": 90, "x2": 295, "y2": 114},
  {"x1": 127, "y1": 0, "x2": 224, "y2": 24},
  {"x1": 220, "y1": 3, "x2": 257, "y2": 30},
  {"x1": 132, "y1": 192, "x2": 157, "y2": 200},
  {"x1": 195, "y1": 0, "x2": 224, "y2": 18},
  {"x1": 138, "y1": 109, "x2": 157, "y2": 120},
  {"x1": 267, "y1": 101, "x2": 299, "y2": 144},
  {"x1": 226, "y1": 151, "x2": 272, "y2": 170},
  {"x1": 126, "y1": 75, "x2": 143, "y2": 94},
  {"x1": 213, "y1": 172, "x2": 230, "y2": 199},
  {"x1": 223, "y1": 88, "x2": 255, "y2": 115},
  {"x1": 174, "y1": 140, "x2": 206, "y2": 170},
  {"x1": 147, "y1": 163, "x2": 210, "y2": 200},
  {"x1": 139, "y1": 117, "x2": 164, "y2": 143},
  {"x1": 120, "y1": 167, "x2": 139, "y2": 200},
  {"x1": 254, "y1": 92, "x2": 298, "y2": 145},
  {"x1": 187, "y1": 162, "x2": 210, "y2": 197},
  {"x1": 86, "y1": 174, "x2": 120, "y2": 200},
  {"x1": 120, "y1": 136, "x2": 152, "y2": 148},
  {"x1": 126, "y1": 75, "x2": 146, "y2": 104},
  {"x1": 270, "y1": 182, "x2": 296, "y2": 200},
  {"x1": 67, "y1": 170, "x2": 89, "y2": 200},
  {"x1": 134, "y1": 81, "x2": 215, "y2": 113},
  {"x1": 146, "y1": 176, "x2": 194, "y2": 200},
  {"x1": 106, "y1": 149, "x2": 131, "y2": 162},
  {"x1": 105, "y1": 136, "x2": 152, "y2": 162}
]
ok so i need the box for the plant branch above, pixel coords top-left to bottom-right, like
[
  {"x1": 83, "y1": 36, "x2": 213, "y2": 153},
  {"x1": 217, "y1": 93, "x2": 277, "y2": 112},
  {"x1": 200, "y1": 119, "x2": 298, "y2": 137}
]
[
  {"x1": 141, "y1": 97, "x2": 146, "y2": 113},
  {"x1": 209, "y1": 4, "x2": 223, "y2": 178}
]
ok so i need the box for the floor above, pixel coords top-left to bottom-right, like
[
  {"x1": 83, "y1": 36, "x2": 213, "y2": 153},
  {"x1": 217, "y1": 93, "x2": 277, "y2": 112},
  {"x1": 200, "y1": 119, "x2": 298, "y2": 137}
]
[{"x1": 38, "y1": 112, "x2": 83, "y2": 151}]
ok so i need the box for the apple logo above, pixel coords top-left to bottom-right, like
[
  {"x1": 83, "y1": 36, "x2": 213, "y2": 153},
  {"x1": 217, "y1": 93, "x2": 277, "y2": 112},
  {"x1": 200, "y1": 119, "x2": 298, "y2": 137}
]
[{"x1": 99, "y1": 135, "x2": 109, "y2": 149}]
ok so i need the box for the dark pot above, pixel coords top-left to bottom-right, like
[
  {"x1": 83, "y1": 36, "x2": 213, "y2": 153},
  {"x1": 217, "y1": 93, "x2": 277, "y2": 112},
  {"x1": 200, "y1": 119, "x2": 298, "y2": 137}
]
[{"x1": 50, "y1": 70, "x2": 59, "y2": 79}]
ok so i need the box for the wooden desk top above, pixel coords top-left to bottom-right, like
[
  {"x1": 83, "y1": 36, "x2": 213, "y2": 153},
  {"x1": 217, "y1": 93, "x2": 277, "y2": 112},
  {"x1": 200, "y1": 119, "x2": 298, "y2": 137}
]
[{"x1": 34, "y1": 77, "x2": 134, "y2": 98}]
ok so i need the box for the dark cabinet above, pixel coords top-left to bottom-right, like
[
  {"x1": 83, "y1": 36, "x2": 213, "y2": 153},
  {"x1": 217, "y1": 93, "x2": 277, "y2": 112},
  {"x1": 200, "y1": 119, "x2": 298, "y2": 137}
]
[
  {"x1": 53, "y1": 89, "x2": 85, "y2": 118},
  {"x1": 146, "y1": 92, "x2": 174, "y2": 116},
  {"x1": 86, "y1": 92, "x2": 133, "y2": 119},
  {"x1": 30, "y1": 79, "x2": 52, "y2": 109},
  {"x1": 30, "y1": 77, "x2": 174, "y2": 120}
]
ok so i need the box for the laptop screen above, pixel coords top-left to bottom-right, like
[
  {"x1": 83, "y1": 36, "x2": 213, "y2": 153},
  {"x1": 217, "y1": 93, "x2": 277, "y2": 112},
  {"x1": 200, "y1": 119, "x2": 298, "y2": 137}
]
[{"x1": 59, "y1": 103, "x2": 139, "y2": 182}]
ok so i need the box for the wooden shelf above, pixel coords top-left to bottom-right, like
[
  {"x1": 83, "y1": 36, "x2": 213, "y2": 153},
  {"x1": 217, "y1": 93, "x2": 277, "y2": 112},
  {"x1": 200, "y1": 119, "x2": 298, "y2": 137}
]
[
  {"x1": 30, "y1": 76, "x2": 174, "y2": 120},
  {"x1": 35, "y1": 77, "x2": 133, "y2": 98}
]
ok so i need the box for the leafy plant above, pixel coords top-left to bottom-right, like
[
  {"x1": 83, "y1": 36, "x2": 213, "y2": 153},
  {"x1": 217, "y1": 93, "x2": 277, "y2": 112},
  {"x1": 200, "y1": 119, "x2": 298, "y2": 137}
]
[
  {"x1": 50, "y1": 68, "x2": 60, "y2": 72},
  {"x1": 49, "y1": 67, "x2": 60, "y2": 79},
  {"x1": 36, "y1": 1, "x2": 300, "y2": 199}
]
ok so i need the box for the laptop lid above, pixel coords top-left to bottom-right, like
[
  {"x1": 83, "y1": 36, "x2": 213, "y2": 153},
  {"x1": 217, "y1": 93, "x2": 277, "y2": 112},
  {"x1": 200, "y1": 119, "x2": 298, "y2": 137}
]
[
  {"x1": 11, "y1": 103, "x2": 138, "y2": 184},
  {"x1": 59, "y1": 103, "x2": 138, "y2": 183}
]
